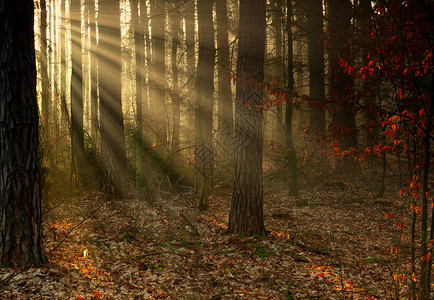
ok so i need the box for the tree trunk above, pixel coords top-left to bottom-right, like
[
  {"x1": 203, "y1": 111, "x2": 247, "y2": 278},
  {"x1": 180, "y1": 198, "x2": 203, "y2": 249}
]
[
  {"x1": 272, "y1": 0, "x2": 284, "y2": 143},
  {"x1": 216, "y1": 0, "x2": 234, "y2": 163},
  {"x1": 71, "y1": 0, "x2": 84, "y2": 184},
  {"x1": 286, "y1": 0, "x2": 298, "y2": 196},
  {"x1": 98, "y1": 0, "x2": 128, "y2": 195},
  {"x1": 419, "y1": 71, "x2": 434, "y2": 300},
  {"x1": 40, "y1": 0, "x2": 51, "y2": 143},
  {"x1": 52, "y1": 0, "x2": 60, "y2": 160},
  {"x1": 294, "y1": 0, "x2": 305, "y2": 94},
  {"x1": 150, "y1": 0, "x2": 167, "y2": 149},
  {"x1": 184, "y1": 0, "x2": 196, "y2": 156},
  {"x1": 329, "y1": 0, "x2": 358, "y2": 170},
  {"x1": 171, "y1": 2, "x2": 181, "y2": 160},
  {"x1": 195, "y1": 0, "x2": 215, "y2": 211},
  {"x1": 131, "y1": 0, "x2": 147, "y2": 199},
  {"x1": 141, "y1": 0, "x2": 151, "y2": 139},
  {"x1": 89, "y1": 0, "x2": 98, "y2": 142},
  {"x1": 0, "y1": 0, "x2": 46, "y2": 267},
  {"x1": 306, "y1": 0, "x2": 325, "y2": 137},
  {"x1": 60, "y1": 0, "x2": 69, "y2": 136},
  {"x1": 228, "y1": 0, "x2": 266, "y2": 236},
  {"x1": 358, "y1": 0, "x2": 378, "y2": 148}
]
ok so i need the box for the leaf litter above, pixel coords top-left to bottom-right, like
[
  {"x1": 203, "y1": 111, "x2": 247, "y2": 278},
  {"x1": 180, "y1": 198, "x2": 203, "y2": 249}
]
[{"x1": 0, "y1": 168, "x2": 415, "y2": 299}]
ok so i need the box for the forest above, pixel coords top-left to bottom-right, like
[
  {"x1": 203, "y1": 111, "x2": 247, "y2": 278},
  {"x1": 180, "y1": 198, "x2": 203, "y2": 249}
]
[{"x1": 0, "y1": 0, "x2": 433, "y2": 298}]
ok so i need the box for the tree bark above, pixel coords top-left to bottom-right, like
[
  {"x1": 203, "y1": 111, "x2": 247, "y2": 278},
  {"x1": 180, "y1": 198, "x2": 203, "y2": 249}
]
[
  {"x1": 358, "y1": 0, "x2": 378, "y2": 148},
  {"x1": 306, "y1": 0, "x2": 325, "y2": 137},
  {"x1": 272, "y1": 0, "x2": 284, "y2": 142},
  {"x1": 286, "y1": 0, "x2": 298, "y2": 196},
  {"x1": 71, "y1": 0, "x2": 84, "y2": 184},
  {"x1": 89, "y1": 0, "x2": 99, "y2": 142},
  {"x1": 150, "y1": 0, "x2": 167, "y2": 149},
  {"x1": 131, "y1": 0, "x2": 147, "y2": 199},
  {"x1": 60, "y1": 0, "x2": 69, "y2": 136},
  {"x1": 216, "y1": 0, "x2": 234, "y2": 162},
  {"x1": 228, "y1": 0, "x2": 266, "y2": 236},
  {"x1": 98, "y1": 0, "x2": 128, "y2": 195},
  {"x1": 40, "y1": 0, "x2": 51, "y2": 143},
  {"x1": 184, "y1": 0, "x2": 196, "y2": 155},
  {"x1": 329, "y1": 0, "x2": 358, "y2": 170},
  {"x1": 170, "y1": 2, "x2": 181, "y2": 160},
  {"x1": 0, "y1": 0, "x2": 46, "y2": 267},
  {"x1": 195, "y1": 0, "x2": 215, "y2": 211}
]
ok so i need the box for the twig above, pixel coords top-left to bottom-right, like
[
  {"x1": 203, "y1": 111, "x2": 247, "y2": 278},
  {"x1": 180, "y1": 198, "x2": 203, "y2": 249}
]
[
  {"x1": 180, "y1": 213, "x2": 201, "y2": 237},
  {"x1": 136, "y1": 251, "x2": 189, "y2": 258},
  {"x1": 0, "y1": 270, "x2": 22, "y2": 292},
  {"x1": 50, "y1": 202, "x2": 104, "y2": 253}
]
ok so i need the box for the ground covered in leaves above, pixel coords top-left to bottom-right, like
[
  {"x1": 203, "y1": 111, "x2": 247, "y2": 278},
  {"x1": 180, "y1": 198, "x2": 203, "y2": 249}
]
[{"x1": 0, "y1": 165, "x2": 417, "y2": 299}]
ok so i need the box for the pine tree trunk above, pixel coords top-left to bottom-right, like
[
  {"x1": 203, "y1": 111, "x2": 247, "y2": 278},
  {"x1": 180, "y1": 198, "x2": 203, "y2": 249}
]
[
  {"x1": 150, "y1": 0, "x2": 167, "y2": 149},
  {"x1": 216, "y1": 0, "x2": 234, "y2": 163},
  {"x1": 89, "y1": 0, "x2": 98, "y2": 142},
  {"x1": 71, "y1": 0, "x2": 84, "y2": 184},
  {"x1": 419, "y1": 71, "x2": 434, "y2": 300},
  {"x1": 131, "y1": 0, "x2": 147, "y2": 198},
  {"x1": 306, "y1": 0, "x2": 325, "y2": 137},
  {"x1": 272, "y1": 0, "x2": 284, "y2": 143},
  {"x1": 329, "y1": 0, "x2": 358, "y2": 170},
  {"x1": 171, "y1": 3, "x2": 181, "y2": 160},
  {"x1": 0, "y1": 0, "x2": 46, "y2": 267},
  {"x1": 60, "y1": 0, "x2": 69, "y2": 136},
  {"x1": 184, "y1": 0, "x2": 196, "y2": 156},
  {"x1": 358, "y1": 0, "x2": 378, "y2": 148},
  {"x1": 294, "y1": 0, "x2": 305, "y2": 94},
  {"x1": 40, "y1": 0, "x2": 51, "y2": 143},
  {"x1": 228, "y1": 0, "x2": 266, "y2": 237},
  {"x1": 286, "y1": 0, "x2": 298, "y2": 196},
  {"x1": 53, "y1": 0, "x2": 60, "y2": 159},
  {"x1": 195, "y1": 0, "x2": 215, "y2": 211},
  {"x1": 98, "y1": 0, "x2": 128, "y2": 195}
]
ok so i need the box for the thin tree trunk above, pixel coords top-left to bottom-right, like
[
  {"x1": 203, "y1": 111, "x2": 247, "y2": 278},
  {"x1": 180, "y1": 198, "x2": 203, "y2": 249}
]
[
  {"x1": 272, "y1": 0, "x2": 284, "y2": 142},
  {"x1": 89, "y1": 0, "x2": 98, "y2": 142},
  {"x1": 420, "y1": 77, "x2": 433, "y2": 299},
  {"x1": 71, "y1": 0, "x2": 84, "y2": 184},
  {"x1": 329, "y1": 0, "x2": 358, "y2": 170},
  {"x1": 286, "y1": 0, "x2": 298, "y2": 196},
  {"x1": 294, "y1": 0, "x2": 305, "y2": 94},
  {"x1": 40, "y1": 0, "x2": 51, "y2": 145},
  {"x1": 141, "y1": 0, "x2": 151, "y2": 138},
  {"x1": 359, "y1": 0, "x2": 378, "y2": 148},
  {"x1": 171, "y1": 2, "x2": 181, "y2": 160},
  {"x1": 195, "y1": 0, "x2": 215, "y2": 211},
  {"x1": 0, "y1": 0, "x2": 46, "y2": 267},
  {"x1": 53, "y1": 0, "x2": 60, "y2": 160},
  {"x1": 216, "y1": 0, "x2": 233, "y2": 163},
  {"x1": 306, "y1": 0, "x2": 325, "y2": 137},
  {"x1": 184, "y1": 0, "x2": 196, "y2": 156},
  {"x1": 150, "y1": 0, "x2": 167, "y2": 149},
  {"x1": 228, "y1": 0, "x2": 266, "y2": 236},
  {"x1": 131, "y1": 0, "x2": 147, "y2": 199},
  {"x1": 60, "y1": 0, "x2": 68, "y2": 135},
  {"x1": 98, "y1": 0, "x2": 128, "y2": 195}
]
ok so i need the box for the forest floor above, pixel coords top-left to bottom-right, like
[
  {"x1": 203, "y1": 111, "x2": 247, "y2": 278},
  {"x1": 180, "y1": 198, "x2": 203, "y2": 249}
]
[{"x1": 0, "y1": 163, "x2": 419, "y2": 299}]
